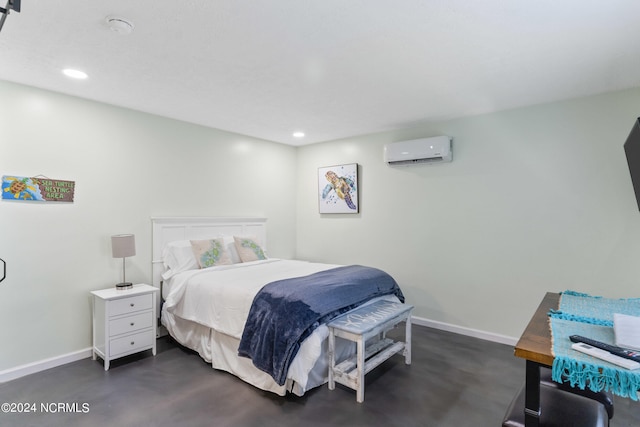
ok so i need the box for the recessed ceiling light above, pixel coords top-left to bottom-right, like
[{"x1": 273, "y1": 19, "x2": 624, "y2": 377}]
[
  {"x1": 293, "y1": 132, "x2": 305, "y2": 138},
  {"x1": 62, "y1": 69, "x2": 88, "y2": 79}
]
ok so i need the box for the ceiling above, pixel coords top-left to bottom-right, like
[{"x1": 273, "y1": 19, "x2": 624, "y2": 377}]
[{"x1": 1, "y1": 1, "x2": 640, "y2": 146}]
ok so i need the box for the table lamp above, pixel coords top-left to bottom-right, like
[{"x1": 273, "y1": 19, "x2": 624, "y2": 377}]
[{"x1": 111, "y1": 234, "x2": 135, "y2": 290}]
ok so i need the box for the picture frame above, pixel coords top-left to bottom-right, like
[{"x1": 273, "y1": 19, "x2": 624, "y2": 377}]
[
  {"x1": 318, "y1": 163, "x2": 359, "y2": 214},
  {"x1": 1, "y1": 175, "x2": 75, "y2": 202}
]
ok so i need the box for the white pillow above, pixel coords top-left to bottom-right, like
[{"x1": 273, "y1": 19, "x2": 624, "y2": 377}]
[
  {"x1": 161, "y1": 240, "x2": 199, "y2": 279},
  {"x1": 222, "y1": 235, "x2": 242, "y2": 264}
]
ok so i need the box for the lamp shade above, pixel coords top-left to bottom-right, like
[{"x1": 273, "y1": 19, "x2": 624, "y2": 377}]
[{"x1": 111, "y1": 234, "x2": 136, "y2": 258}]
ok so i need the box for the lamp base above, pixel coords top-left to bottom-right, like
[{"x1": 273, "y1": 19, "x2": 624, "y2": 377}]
[{"x1": 115, "y1": 282, "x2": 133, "y2": 290}]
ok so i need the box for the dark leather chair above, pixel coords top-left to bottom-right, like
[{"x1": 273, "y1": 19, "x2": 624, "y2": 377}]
[
  {"x1": 502, "y1": 367, "x2": 612, "y2": 427},
  {"x1": 539, "y1": 367, "x2": 613, "y2": 420}
]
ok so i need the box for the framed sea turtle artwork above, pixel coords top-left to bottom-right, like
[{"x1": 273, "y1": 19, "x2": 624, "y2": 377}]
[{"x1": 318, "y1": 163, "x2": 359, "y2": 214}]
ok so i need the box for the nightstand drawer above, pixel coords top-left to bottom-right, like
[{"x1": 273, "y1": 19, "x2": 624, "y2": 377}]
[
  {"x1": 109, "y1": 330, "x2": 155, "y2": 357},
  {"x1": 109, "y1": 294, "x2": 153, "y2": 317},
  {"x1": 109, "y1": 311, "x2": 153, "y2": 336}
]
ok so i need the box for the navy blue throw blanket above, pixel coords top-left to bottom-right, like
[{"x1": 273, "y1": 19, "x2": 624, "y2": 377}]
[{"x1": 237, "y1": 265, "x2": 404, "y2": 385}]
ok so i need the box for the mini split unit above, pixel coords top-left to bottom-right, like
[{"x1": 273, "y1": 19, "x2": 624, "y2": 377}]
[{"x1": 384, "y1": 136, "x2": 452, "y2": 166}]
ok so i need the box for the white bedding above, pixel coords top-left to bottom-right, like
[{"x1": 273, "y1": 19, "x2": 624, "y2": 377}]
[
  {"x1": 161, "y1": 258, "x2": 399, "y2": 396},
  {"x1": 163, "y1": 259, "x2": 340, "y2": 339}
]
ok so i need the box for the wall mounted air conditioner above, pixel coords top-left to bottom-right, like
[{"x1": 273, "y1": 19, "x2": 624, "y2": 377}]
[{"x1": 384, "y1": 136, "x2": 452, "y2": 166}]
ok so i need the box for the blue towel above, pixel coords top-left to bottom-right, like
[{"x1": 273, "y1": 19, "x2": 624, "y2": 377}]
[
  {"x1": 549, "y1": 290, "x2": 640, "y2": 326},
  {"x1": 549, "y1": 291, "x2": 640, "y2": 400}
]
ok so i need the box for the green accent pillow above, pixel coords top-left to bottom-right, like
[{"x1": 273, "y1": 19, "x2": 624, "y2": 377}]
[
  {"x1": 233, "y1": 236, "x2": 267, "y2": 262},
  {"x1": 190, "y1": 238, "x2": 232, "y2": 268}
]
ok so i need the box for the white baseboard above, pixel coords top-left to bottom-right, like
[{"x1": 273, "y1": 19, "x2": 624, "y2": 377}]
[
  {"x1": 0, "y1": 347, "x2": 93, "y2": 383},
  {"x1": 0, "y1": 318, "x2": 517, "y2": 384},
  {"x1": 411, "y1": 315, "x2": 519, "y2": 346}
]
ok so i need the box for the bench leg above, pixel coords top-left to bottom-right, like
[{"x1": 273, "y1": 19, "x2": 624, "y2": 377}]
[
  {"x1": 356, "y1": 336, "x2": 365, "y2": 403},
  {"x1": 328, "y1": 328, "x2": 335, "y2": 391},
  {"x1": 405, "y1": 315, "x2": 412, "y2": 365}
]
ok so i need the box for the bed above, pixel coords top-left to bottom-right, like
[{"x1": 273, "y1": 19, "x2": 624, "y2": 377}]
[{"x1": 151, "y1": 217, "x2": 404, "y2": 396}]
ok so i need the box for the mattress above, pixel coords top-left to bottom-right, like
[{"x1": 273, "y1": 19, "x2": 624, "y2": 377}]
[{"x1": 161, "y1": 259, "x2": 399, "y2": 395}]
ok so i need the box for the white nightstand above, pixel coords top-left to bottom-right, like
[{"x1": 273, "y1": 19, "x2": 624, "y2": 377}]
[{"x1": 91, "y1": 284, "x2": 158, "y2": 370}]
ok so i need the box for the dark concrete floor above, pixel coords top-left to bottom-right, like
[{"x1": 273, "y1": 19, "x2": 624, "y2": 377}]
[{"x1": 1, "y1": 325, "x2": 638, "y2": 427}]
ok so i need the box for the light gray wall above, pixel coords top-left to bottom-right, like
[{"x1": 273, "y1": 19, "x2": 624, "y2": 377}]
[
  {"x1": 296, "y1": 88, "x2": 640, "y2": 338},
  {"x1": 2, "y1": 79, "x2": 640, "y2": 373},
  {"x1": 0, "y1": 80, "x2": 297, "y2": 371}
]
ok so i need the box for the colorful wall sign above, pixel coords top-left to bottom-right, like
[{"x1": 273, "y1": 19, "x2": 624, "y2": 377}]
[{"x1": 2, "y1": 176, "x2": 75, "y2": 202}]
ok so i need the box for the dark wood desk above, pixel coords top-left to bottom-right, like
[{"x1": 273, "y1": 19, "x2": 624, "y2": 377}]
[{"x1": 513, "y1": 292, "x2": 560, "y2": 427}]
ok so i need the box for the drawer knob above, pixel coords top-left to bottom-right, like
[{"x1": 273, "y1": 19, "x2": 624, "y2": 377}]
[
  {"x1": 130, "y1": 341, "x2": 135, "y2": 346},
  {"x1": 130, "y1": 322, "x2": 135, "y2": 326},
  {"x1": 130, "y1": 303, "x2": 135, "y2": 307}
]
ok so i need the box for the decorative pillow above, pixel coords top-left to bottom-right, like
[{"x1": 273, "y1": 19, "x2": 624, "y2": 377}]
[
  {"x1": 190, "y1": 238, "x2": 233, "y2": 268},
  {"x1": 233, "y1": 236, "x2": 267, "y2": 262},
  {"x1": 162, "y1": 240, "x2": 199, "y2": 279}
]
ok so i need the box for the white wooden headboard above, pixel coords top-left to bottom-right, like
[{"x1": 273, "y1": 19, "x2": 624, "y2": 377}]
[{"x1": 151, "y1": 216, "x2": 267, "y2": 298}]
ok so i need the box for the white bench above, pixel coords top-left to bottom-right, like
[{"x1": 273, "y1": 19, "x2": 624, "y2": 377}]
[{"x1": 327, "y1": 299, "x2": 413, "y2": 402}]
